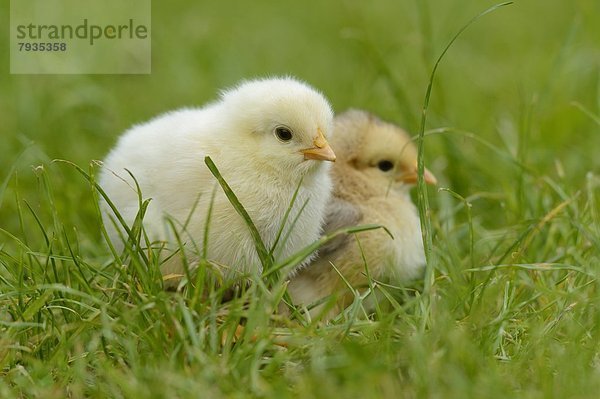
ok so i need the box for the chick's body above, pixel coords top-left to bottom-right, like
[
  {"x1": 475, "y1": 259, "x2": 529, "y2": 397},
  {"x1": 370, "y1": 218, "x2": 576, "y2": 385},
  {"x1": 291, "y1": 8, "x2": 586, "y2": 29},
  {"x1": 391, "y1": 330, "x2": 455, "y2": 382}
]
[
  {"x1": 288, "y1": 110, "x2": 436, "y2": 317},
  {"x1": 99, "y1": 78, "x2": 336, "y2": 281}
]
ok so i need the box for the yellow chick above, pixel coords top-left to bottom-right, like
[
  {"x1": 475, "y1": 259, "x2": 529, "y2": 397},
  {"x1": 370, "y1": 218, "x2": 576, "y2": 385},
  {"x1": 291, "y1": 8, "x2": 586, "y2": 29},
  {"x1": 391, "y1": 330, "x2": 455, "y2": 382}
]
[
  {"x1": 99, "y1": 77, "x2": 336, "y2": 284},
  {"x1": 287, "y1": 109, "x2": 437, "y2": 318}
]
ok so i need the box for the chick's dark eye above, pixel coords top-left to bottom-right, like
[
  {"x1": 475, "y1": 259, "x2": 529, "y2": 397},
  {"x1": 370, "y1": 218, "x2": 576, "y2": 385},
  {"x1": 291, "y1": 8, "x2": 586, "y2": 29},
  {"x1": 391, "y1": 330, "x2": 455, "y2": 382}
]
[
  {"x1": 377, "y1": 160, "x2": 394, "y2": 172},
  {"x1": 275, "y1": 127, "x2": 293, "y2": 142}
]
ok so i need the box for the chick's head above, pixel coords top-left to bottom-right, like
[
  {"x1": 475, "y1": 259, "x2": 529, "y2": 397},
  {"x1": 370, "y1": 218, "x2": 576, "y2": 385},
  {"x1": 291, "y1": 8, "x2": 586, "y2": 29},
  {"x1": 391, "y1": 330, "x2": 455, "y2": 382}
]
[
  {"x1": 219, "y1": 77, "x2": 336, "y2": 177},
  {"x1": 333, "y1": 110, "x2": 437, "y2": 192}
]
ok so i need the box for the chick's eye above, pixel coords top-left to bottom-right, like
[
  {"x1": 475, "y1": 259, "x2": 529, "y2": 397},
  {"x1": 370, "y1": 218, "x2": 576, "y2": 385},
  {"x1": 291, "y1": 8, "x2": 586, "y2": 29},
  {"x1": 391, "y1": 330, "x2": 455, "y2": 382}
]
[
  {"x1": 377, "y1": 160, "x2": 394, "y2": 172},
  {"x1": 275, "y1": 127, "x2": 293, "y2": 142}
]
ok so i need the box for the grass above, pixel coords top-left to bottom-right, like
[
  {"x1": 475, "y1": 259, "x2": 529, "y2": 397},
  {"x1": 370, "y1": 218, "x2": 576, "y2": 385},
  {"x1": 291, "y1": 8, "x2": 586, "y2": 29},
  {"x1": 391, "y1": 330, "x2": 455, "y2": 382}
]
[{"x1": 2, "y1": 0, "x2": 600, "y2": 397}]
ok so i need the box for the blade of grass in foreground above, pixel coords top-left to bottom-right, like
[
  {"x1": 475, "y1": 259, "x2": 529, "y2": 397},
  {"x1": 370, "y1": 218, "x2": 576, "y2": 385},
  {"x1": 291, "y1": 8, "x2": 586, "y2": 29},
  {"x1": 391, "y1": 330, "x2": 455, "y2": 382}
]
[
  {"x1": 269, "y1": 178, "x2": 304, "y2": 258},
  {"x1": 204, "y1": 156, "x2": 273, "y2": 271},
  {"x1": 263, "y1": 224, "x2": 391, "y2": 279},
  {"x1": 415, "y1": 1, "x2": 513, "y2": 302},
  {"x1": 54, "y1": 159, "x2": 149, "y2": 265}
]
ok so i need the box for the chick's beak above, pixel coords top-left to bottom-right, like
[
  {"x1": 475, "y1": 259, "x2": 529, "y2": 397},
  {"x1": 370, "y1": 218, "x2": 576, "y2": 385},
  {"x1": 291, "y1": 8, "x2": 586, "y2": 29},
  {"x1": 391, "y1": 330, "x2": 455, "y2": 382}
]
[
  {"x1": 398, "y1": 162, "x2": 438, "y2": 185},
  {"x1": 301, "y1": 128, "x2": 336, "y2": 162}
]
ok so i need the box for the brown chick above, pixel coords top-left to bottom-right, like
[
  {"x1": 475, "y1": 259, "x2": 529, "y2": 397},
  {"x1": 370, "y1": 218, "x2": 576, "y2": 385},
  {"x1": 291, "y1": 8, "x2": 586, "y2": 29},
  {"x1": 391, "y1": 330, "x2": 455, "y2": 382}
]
[{"x1": 286, "y1": 109, "x2": 437, "y2": 319}]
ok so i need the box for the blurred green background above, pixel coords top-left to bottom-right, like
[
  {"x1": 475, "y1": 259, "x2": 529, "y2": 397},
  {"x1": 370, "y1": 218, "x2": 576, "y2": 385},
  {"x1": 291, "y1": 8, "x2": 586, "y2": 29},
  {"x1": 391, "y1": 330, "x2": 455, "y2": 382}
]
[
  {"x1": 2, "y1": 0, "x2": 598, "y2": 238},
  {"x1": 1, "y1": 1, "x2": 600, "y2": 397}
]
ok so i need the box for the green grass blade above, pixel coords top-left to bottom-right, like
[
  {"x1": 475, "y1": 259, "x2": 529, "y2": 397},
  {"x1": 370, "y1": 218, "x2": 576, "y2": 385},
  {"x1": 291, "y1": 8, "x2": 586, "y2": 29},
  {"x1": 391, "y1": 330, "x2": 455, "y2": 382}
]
[
  {"x1": 264, "y1": 224, "x2": 389, "y2": 279},
  {"x1": 416, "y1": 1, "x2": 514, "y2": 298},
  {"x1": 204, "y1": 156, "x2": 272, "y2": 271}
]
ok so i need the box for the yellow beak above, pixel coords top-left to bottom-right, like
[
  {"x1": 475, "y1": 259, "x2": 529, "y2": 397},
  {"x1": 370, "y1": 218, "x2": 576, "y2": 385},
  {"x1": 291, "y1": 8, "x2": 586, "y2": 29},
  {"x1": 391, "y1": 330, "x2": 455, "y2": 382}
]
[
  {"x1": 398, "y1": 162, "x2": 437, "y2": 185},
  {"x1": 301, "y1": 128, "x2": 336, "y2": 162}
]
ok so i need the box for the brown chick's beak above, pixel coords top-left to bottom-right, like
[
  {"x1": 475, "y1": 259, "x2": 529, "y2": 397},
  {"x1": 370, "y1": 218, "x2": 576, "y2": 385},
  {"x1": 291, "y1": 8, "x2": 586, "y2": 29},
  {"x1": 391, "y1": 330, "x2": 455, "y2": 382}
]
[
  {"x1": 301, "y1": 128, "x2": 336, "y2": 162},
  {"x1": 398, "y1": 165, "x2": 438, "y2": 185}
]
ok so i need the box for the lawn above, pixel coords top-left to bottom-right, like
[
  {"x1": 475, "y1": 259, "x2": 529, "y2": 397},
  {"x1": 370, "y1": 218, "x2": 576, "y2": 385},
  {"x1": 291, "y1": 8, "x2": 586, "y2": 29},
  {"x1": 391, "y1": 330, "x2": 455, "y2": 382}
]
[{"x1": 1, "y1": 0, "x2": 600, "y2": 398}]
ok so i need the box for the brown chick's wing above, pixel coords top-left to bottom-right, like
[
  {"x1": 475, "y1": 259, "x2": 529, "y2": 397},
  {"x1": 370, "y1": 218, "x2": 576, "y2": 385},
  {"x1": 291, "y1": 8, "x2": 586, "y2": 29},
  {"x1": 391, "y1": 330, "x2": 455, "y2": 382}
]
[{"x1": 318, "y1": 197, "x2": 363, "y2": 256}]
